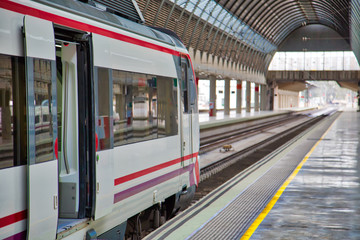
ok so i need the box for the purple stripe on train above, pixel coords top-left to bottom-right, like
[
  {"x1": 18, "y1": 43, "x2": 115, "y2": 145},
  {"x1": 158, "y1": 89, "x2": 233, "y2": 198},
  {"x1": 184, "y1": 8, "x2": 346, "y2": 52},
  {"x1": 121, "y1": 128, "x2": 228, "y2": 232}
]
[
  {"x1": 4, "y1": 231, "x2": 26, "y2": 240},
  {"x1": 114, "y1": 164, "x2": 195, "y2": 203}
]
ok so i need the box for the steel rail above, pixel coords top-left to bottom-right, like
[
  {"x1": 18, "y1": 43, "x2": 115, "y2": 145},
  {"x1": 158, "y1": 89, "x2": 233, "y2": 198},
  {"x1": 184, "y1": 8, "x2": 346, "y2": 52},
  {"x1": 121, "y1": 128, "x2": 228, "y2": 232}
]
[{"x1": 199, "y1": 109, "x2": 338, "y2": 182}]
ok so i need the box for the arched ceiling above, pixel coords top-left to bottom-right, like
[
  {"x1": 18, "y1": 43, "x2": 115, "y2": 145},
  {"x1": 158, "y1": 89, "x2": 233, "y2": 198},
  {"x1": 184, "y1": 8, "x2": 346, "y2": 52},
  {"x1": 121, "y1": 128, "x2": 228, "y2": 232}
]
[
  {"x1": 217, "y1": 0, "x2": 349, "y2": 46},
  {"x1": 135, "y1": 0, "x2": 354, "y2": 76}
]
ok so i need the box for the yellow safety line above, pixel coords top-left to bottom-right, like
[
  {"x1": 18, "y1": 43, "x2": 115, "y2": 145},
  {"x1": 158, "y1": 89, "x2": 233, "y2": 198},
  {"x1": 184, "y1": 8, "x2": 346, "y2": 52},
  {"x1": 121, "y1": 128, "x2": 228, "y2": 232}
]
[{"x1": 240, "y1": 117, "x2": 338, "y2": 240}]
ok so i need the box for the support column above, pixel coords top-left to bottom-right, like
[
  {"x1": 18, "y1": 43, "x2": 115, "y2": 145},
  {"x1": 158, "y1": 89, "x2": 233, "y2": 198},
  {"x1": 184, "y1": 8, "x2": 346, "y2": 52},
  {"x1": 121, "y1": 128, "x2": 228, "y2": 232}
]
[
  {"x1": 209, "y1": 75, "x2": 217, "y2": 116},
  {"x1": 268, "y1": 86, "x2": 274, "y2": 110},
  {"x1": 274, "y1": 86, "x2": 279, "y2": 110},
  {"x1": 224, "y1": 78, "x2": 230, "y2": 116},
  {"x1": 246, "y1": 81, "x2": 251, "y2": 112},
  {"x1": 236, "y1": 80, "x2": 242, "y2": 114},
  {"x1": 260, "y1": 84, "x2": 267, "y2": 111},
  {"x1": 254, "y1": 83, "x2": 259, "y2": 111}
]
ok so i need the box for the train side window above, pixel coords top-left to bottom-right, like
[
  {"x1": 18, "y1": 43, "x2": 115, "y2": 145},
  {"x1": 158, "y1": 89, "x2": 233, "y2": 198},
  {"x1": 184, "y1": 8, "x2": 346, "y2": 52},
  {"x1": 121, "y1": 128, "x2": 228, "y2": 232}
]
[
  {"x1": 157, "y1": 76, "x2": 178, "y2": 137},
  {"x1": 188, "y1": 70, "x2": 198, "y2": 113},
  {"x1": 0, "y1": 54, "x2": 27, "y2": 169},
  {"x1": 130, "y1": 73, "x2": 156, "y2": 143},
  {"x1": 112, "y1": 70, "x2": 178, "y2": 147},
  {"x1": 112, "y1": 70, "x2": 127, "y2": 146},
  {"x1": 97, "y1": 68, "x2": 111, "y2": 150},
  {"x1": 112, "y1": 70, "x2": 157, "y2": 146},
  {"x1": 181, "y1": 61, "x2": 188, "y2": 113},
  {"x1": 112, "y1": 70, "x2": 136, "y2": 146},
  {"x1": 34, "y1": 59, "x2": 54, "y2": 163}
]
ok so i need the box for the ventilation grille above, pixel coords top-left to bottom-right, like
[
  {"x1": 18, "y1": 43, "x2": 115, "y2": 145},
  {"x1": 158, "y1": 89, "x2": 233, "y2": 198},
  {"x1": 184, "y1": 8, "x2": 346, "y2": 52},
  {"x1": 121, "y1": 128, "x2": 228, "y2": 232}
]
[{"x1": 91, "y1": 0, "x2": 144, "y2": 23}]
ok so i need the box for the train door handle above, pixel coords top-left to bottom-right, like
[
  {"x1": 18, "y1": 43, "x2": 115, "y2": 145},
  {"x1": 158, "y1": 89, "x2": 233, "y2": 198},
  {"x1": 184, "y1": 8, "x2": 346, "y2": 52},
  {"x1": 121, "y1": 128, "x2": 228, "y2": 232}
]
[{"x1": 54, "y1": 195, "x2": 58, "y2": 209}]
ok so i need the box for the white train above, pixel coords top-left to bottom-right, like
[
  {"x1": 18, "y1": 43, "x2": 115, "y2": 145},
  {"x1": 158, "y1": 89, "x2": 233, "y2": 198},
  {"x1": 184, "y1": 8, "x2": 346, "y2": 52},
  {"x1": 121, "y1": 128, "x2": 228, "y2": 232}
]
[{"x1": 0, "y1": 0, "x2": 199, "y2": 239}]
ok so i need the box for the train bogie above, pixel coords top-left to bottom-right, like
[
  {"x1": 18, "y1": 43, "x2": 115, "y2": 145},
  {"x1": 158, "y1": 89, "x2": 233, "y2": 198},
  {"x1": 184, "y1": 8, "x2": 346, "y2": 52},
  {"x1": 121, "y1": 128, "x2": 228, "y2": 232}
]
[{"x1": 0, "y1": 0, "x2": 199, "y2": 239}]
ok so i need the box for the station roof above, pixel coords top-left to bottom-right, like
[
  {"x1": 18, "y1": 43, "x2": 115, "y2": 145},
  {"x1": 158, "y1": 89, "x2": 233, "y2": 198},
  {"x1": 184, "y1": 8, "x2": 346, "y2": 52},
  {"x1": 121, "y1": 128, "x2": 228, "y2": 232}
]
[
  {"x1": 216, "y1": 0, "x2": 349, "y2": 47},
  {"x1": 136, "y1": 0, "x2": 360, "y2": 76}
]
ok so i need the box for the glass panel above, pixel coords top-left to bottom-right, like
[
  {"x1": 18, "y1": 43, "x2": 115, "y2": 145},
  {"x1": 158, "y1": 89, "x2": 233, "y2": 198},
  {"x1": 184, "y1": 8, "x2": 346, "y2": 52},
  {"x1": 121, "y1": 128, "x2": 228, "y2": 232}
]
[
  {"x1": 185, "y1": 1, "x2": 196, "y2": 12},
  {"x1": 269, "y1": 51, "x2": 360, "y2": 71},
  {"x1": 230, "y1": 80, "x2": 237, "y2": 109},
  {"x1": 0, "y1": 55, "x2": 14, "y2": 169},
  {"x1": 198, "y1": 80, "x2": 209, "y2": 110},
  {"x1": 204, "y1": 1, "x2": 216, "y2": 17},
  {"x1": 113, "y1": 70, "x2": 127, "y2": 146},
  {"x1": 131, "y1": 73, "x2": 156, "y2": 143},
  {"x1": 181, "y1": 62, "x2": 188, "y2": 113},
  {"x1": 157, "y1": 76, "x2": 178, "y2": 137},
  {"x1": 285, "y1": 52, "x2": 304, "y2": 71},
  {"x1": 217, "y1": 11, "x2": 227, "y2": 23},
  {"x1": 172, "y1": 0, "x2": 277, "y2": 53},
  {"x1": 216, "y1": 80, "x2": 224, "y2": 109},
  {"x1": 251, "y1": 82, "x2": 255, "y2": 108},
  {"x1": 194, "y1": 7, "x2": 203, "y2": 16},
  {"x1": 198, "y1": 0, "x2": 210, "y2": 10},
  {"x1": 34, "y1": 59, "x2": 53, "y2": 163},
  {"x1": 212, "y1": 5, "x2": 222, "y2": 16},
  {"x1": 112, "y1": 70, "x2": 177, "y2": 147},
  {"x1": 97, "y1": 68, "x2": 111, "y2": 150},
  {"x1": 178, "y1": 0, "x2": 188, "y2": 7},
  {"x1": 0, "y1": 55, "x2": 27, "y2": 169}
]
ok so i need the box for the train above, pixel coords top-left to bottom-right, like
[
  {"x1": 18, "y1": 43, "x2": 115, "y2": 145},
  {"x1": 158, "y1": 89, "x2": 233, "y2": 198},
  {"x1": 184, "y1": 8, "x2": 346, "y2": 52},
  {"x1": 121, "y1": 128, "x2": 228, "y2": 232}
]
[{"x1": 0, "y1": 0, "x2": 199, "y2": 239}]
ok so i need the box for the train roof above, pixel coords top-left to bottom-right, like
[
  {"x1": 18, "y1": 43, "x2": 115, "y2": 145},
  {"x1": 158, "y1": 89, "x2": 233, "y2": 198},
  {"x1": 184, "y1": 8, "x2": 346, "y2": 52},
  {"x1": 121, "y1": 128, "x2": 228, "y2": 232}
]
[{"x1": 34, "y1": 0, "x2": 186, "y2": 50}]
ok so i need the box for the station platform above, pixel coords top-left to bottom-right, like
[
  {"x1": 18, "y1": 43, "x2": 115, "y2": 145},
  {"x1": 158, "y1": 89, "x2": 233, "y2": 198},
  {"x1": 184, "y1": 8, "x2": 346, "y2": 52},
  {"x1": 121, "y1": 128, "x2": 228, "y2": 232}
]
[
  {"x1": 199, "y1": 108, "x2": 315, "y2": 130},
  {"x1": 145, "y1": 109, "x2": 360, "y2": 239}
]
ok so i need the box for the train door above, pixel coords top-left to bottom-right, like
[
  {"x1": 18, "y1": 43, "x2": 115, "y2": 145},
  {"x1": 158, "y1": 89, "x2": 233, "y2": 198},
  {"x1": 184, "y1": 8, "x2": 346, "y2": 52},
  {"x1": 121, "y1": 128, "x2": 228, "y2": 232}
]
[
  {"x1": 55, "y1": 26, "x2": 95, "y2": 222},
  {"x1": 180, "y1": 57, "x2": 193, "y2": 167},
  {"x1": 24, "y1": 16, "x2": 58, "y2": 239}
]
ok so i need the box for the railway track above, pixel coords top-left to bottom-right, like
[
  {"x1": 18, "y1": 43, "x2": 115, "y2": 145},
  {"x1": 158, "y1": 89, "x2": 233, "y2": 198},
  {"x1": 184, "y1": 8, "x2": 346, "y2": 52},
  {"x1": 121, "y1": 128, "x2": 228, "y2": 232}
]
[
  {"x1": 199, "y1": 109, "x2": 325, "y2": 154},
  {"x1": 195, "y1": 108, "x2": 339, "y2": 201},
  {"x1": 200, "y1": 114, "x2": 300, "y2": 154}
]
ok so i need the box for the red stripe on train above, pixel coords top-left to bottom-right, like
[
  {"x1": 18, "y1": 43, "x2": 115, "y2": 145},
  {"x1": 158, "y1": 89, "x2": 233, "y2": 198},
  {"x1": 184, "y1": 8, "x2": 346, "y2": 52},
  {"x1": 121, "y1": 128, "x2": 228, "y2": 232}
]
[
  {"x1": 0, "y1": 0, "x2": 180, "y2": 56},
  {"x1": 0, "y1": 210, "x2": 27, "y2": 228},
  {"x1": 114, "y1": 152, "x2": 199, "y2": 186}
]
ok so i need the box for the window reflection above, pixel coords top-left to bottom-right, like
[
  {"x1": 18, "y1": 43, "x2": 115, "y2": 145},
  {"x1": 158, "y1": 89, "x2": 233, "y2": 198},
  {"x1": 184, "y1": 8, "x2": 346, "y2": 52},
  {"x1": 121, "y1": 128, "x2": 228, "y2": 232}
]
[
  {"x1": 157, "y1": 77, "x2": 178, "y2": 137},
  {"x1": 0, "y1": 54, "x2": 26, "y2": 169},
  {"x1": 0, "y1": 55, "x2": 14, "y2": 169},
  {"x1": 111, "y1": 69, "x2": 178, "y2": 148},
  {"x1": 97, "y1": 68, "x2": 111, "y2": 150},
  {"x1": 34, "y1": 59, "x2": 54, "y2": 163}
]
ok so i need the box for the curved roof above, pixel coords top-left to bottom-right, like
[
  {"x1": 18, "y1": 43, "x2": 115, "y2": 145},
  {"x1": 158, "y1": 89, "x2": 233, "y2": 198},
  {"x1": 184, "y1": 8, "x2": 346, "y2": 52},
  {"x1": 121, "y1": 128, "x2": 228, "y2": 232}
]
[
  {"x1": 218, "y1": 0, "x2": 349, "y2": 46},
  {"x1": 136, "y1": 0, "x2": 353, "y2": 75}
]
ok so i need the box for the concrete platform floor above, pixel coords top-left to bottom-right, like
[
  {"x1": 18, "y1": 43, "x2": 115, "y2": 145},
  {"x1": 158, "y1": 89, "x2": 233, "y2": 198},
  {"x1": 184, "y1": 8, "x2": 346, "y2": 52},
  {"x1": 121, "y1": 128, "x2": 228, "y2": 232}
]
[{"x1": 250, "y1": 109, "x2": 360, "y2": 239}]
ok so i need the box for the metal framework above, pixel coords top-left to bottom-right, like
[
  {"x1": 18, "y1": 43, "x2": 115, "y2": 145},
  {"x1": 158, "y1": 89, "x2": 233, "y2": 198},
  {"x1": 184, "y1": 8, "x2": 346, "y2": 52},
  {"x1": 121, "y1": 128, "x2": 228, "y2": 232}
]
[{"x1": 135, "y1": 0, "x2": 351, "y2": 76}]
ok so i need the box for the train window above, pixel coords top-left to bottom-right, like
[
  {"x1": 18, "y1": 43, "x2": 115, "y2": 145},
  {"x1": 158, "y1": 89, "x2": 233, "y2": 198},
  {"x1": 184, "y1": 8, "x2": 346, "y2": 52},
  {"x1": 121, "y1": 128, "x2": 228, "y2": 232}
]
[
  {"x1": 157, "y1": 76, "x2": 178, "y2": 137},
  {"x1": 0, "y1": 54, "x2": 27, "y2": 169},
  {"x1": 112, "y1": 70, "x2": 177, "y2": 147},
  {"x1": 112, "y1": 70, "x2": 127, "y2": 146},
  {"x1": 181, "y1": 57, "x2": 198, "y2": 114},
  {"x1": 188, "y1": 72, "x2": 198, "y2": 113},
  {"x1": 181, "y1": 61, "x2": 188, "y2": 113},
  {"x1": 97, "y1": 68, "x2": 111, "y2": 150},
  {"x1": 34, "y1": 59, "x2": 54, "y2": 163}
]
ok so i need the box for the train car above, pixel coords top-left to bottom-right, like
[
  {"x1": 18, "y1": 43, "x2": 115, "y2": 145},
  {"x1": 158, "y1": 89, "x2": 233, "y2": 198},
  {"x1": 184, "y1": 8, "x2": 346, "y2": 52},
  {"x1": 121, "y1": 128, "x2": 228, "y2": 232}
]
[{"x1": 0, "y1": 0, "x2": 199, "y2": 239}]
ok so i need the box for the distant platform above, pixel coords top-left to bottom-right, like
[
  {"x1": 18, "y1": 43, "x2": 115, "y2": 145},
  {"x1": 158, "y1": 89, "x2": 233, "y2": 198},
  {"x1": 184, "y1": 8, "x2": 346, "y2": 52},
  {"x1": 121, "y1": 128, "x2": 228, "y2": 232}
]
[{"x1": 199, "y1": 108, "x2": 315, "y2": 129}]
